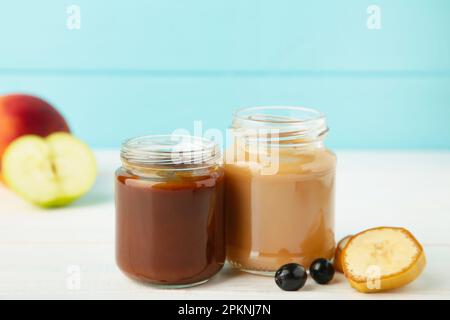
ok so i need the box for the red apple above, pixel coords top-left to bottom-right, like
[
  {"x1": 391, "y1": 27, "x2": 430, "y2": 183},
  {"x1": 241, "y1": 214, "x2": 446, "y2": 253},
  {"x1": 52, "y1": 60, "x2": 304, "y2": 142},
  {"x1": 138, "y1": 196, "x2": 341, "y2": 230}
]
[{"x1": 0, "y1": 94, "x2": 70, "y2": 169}]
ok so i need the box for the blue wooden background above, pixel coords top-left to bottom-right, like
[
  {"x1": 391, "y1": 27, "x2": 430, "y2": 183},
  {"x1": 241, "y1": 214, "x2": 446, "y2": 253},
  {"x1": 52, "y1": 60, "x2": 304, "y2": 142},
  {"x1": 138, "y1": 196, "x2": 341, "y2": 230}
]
[{"x1": 0, "y1": 0, "x2": 449, "y2": 148}]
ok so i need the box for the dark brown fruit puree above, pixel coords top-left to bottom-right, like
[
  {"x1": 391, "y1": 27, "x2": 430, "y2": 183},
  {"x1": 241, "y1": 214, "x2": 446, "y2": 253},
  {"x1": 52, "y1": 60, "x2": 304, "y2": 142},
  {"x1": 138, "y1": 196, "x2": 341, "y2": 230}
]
[{"x1": 115, "y1": 170, "x2": 225, "y2": 285}]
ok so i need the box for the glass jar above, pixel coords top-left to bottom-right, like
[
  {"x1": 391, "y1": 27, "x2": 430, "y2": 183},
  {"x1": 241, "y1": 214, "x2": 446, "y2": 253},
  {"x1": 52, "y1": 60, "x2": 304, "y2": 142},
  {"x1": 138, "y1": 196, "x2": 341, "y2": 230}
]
[
  {"x1": 115, "y1": 135, "x2": 225, "y2": 287},
  {"x1": 225, "y1": 106, "x2": 336, "y2": 275}
]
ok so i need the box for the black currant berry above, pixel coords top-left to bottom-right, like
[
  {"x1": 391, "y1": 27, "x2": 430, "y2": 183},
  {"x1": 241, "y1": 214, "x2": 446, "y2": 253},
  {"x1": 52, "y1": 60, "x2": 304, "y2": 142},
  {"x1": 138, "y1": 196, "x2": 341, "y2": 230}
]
[
  {"x1": 274, "y1": 263, "x2": 307, "y2": 291},
  {"x1": 309, "y1": 258, "x2": 335, "y2": 284}
]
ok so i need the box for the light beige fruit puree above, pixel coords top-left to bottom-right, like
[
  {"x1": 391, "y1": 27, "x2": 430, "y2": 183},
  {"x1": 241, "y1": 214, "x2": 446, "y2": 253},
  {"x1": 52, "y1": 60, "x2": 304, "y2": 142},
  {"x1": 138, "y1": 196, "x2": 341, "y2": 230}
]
[{"x1": 225, "y1": 146, "x2": 336, "y2": 273}]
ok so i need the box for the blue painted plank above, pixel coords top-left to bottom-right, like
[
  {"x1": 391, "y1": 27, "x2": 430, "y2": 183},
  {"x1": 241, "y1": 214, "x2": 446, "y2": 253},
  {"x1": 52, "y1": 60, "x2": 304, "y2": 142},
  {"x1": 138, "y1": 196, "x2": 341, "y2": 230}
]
[
  {"x1": 0, "y1": 0, "x2": 449, "y2": 71},
  {"x1": 1, "y1": 75, "x2": 449, "y2": 149}
]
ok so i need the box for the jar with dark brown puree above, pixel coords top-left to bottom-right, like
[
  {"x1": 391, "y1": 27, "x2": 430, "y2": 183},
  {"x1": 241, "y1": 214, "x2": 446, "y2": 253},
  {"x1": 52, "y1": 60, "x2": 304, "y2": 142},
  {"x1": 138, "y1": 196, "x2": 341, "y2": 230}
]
[{"x1": 115, "y1": 135, "x2": 225, "y2": 287}]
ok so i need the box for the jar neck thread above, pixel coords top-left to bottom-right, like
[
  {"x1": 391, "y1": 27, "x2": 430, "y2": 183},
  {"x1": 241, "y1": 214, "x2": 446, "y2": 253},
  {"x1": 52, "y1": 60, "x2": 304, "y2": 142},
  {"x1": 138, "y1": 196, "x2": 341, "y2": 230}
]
[
  {"x1": 232, "y1": 106, "x2": 328, "y2": 148},
  {"x1": 120, "y1": 135, "x2": 222, "y2": 174}
]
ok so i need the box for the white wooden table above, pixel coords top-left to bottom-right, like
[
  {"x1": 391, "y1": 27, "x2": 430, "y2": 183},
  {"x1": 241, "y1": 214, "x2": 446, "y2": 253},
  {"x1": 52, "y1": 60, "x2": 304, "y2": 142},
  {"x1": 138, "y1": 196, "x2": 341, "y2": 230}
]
[{"x1": 1, "y1": 150, "x2": 449, "y2": 300}]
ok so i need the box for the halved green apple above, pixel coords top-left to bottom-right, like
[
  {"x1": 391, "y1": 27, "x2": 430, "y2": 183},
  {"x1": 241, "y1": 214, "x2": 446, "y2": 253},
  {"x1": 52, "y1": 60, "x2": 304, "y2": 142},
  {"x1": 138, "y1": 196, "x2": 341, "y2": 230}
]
[{"x1": 2, "y1": 132, "x2": 97, "y2": 207}]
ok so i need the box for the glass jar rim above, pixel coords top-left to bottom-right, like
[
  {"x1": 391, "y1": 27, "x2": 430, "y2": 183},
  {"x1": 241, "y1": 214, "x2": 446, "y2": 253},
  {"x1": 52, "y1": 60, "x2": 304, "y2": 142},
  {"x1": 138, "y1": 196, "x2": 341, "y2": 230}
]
[
  {"x1": 232, "y1": 106, "x2": 328, "y2": 145},
  {"x1": 233, "y1": 106, "x2": 326, "y2": 124},
  {"x1": 121, "y1": 134, "x2": 221, "y2": 170}
]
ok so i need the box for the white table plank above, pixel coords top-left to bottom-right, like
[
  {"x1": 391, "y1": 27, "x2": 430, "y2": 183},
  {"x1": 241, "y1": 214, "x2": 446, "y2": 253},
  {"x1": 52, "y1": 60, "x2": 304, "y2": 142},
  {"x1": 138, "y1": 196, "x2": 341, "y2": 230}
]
[{"x1": 0, "y1": 150, "x2": 449, "y2": 299}]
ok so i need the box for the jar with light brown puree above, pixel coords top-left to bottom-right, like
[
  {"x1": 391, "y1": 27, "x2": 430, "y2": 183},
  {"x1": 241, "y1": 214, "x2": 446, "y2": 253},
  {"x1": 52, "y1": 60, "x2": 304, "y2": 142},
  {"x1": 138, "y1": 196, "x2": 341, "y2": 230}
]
[{"x1": 225, "y1": 106, "x2": 336, "y2": 274}]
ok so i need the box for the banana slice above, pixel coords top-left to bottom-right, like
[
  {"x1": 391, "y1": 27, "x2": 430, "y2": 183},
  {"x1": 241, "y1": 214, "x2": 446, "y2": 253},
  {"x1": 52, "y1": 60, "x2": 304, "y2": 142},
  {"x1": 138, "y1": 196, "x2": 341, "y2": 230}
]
[
  {"x1": 334, "y1": 235, "x2": 352, "y2": 273},
  {"x1": 342, "y1": 227, "x2": 426, "y2": 293}
]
